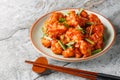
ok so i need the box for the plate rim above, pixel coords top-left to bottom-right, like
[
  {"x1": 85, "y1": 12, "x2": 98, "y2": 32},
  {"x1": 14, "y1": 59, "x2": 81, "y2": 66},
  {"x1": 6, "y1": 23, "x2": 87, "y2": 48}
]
[{"x1": 30, "y1": 8, "x2": 116, "y2": 62}]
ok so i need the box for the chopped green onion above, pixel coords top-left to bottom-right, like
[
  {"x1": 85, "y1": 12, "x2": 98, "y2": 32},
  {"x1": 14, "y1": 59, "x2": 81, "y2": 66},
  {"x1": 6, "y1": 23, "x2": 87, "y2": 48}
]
[
  {"x1": 59, "y1": 18, "x2": 66, "y2": 23},
  {"x1": 63, "y1": 23, "x2": 69, "y2": 28},
  {"x1": 85, "y1": 22, "x2": 94, "y2": 25},
  {"x1": 58, "y1": 40, "x2": 66, "y2": 50},
  {"x1": 41, "y1": 26, "x2": 48, "y2": 38},
  {"x1": 62, "y1": 11, "x2": 69, "y2": 16},
  {"x1": 66, "y1": 41, "x2": 75, "y2": 45},
  {"x1": 77, "y1": 8, "x2": 83, "y2": 15},
  {"x1": 40, "y1": 26, "x2": 44, "y2": 34},
  {"x1": 59, "y1": 18, "x2": 69, "y2": 28},
  {"x1": 42, "y1": 33, "x2": 47, "y2": 37},
  {"x1": 92, "y1": 49, "x2": 102, "y2": 55},
  {"x1": 77, "y1": 25, "x2": 85, "y2": 34},
  {"x1": 44, "y1": 36, "x2": 52, "y2": 41},
  {"x1": 85, "y1": 38, "x2": 94, "y2": 45},
  {"x1": 89, "y1": 26, "x2": 93, "y2": 36},
  {"x1": 41, "y1": 27, "x2": 44, "y2": 32},
  {"x1": 66, "y1": 41, "x2": 75, "y2": 48},
  {"x1": 66, "y1": 45, "x2": 72, "y2": 48}
]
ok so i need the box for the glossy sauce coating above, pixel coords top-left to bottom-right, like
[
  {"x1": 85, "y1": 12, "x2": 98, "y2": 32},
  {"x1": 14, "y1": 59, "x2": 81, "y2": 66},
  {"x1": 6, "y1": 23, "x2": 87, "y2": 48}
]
[{"x1": 41, "y1": 9, "x2": 104, "y2": 58}]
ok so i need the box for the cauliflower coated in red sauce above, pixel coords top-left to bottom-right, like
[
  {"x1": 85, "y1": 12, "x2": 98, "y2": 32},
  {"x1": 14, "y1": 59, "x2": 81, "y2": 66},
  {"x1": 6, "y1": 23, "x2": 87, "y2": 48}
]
[{"x1": 41, "y1": 9, "x2": 104, "y2": 58}]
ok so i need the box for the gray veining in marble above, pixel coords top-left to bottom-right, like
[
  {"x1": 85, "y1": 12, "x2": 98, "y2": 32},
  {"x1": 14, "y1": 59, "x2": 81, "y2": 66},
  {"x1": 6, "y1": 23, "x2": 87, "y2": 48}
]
[{"x1": 0, "y1": 0, "x2": 120, "y2": 80}]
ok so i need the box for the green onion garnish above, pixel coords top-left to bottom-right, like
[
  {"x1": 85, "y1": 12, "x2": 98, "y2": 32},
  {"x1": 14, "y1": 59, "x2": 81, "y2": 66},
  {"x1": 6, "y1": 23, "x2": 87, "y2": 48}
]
[
  {"x1": 41, "y1": 26, "x2": 44, "y2": 34},
  {"x1": 66, "y1": 41, "x2": 75, "y2": 48},
  {"x1": 92, "y1": 48, "x2": 102, "y2": 55},
  {"x1": 58, "y1": 40, "x2": 66, "y2": 50},
  {"x1": 41, "y1": 26, "x2": 48, "y2": 38},
  {"x1": 61, "y1": 11, "x2": 69, "y2": 16},
  {"x1": 77, "y1": 25, "x2": 85, "y2": 34},
  {"x1": 63, "y1": 23, "x2": 69, "y2": 28},
  {"x1": 77, "y1": 8, "x2": 83, "y2": 15},
  {"x1": 89, "y1": 26, "x2": 93, "y2": 36},
  {"x1": 85, "y1": 38, "x2": 94, "y2": 45},
  {"x1": 59, "y1": 18, "x2": 66, "y2": 23},
  {"x1": 85, "y1": 22, "x2": 94, "y2": 26},
  {"x1": 59, "y1": 18, "x2": 69, "y2": 28},
  {"x1": 42, "y1": 33, "x2": 47, "y2": 37},
  {"x1": 44, "y1": 36, "x2": 52, "y2": 41}
]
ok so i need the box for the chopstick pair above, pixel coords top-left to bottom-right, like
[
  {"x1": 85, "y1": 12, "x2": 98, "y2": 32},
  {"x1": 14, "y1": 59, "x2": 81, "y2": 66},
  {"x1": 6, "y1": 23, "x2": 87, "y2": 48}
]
[{"x1": 25, "y1": 60, "x2": 120, "y2": 80}]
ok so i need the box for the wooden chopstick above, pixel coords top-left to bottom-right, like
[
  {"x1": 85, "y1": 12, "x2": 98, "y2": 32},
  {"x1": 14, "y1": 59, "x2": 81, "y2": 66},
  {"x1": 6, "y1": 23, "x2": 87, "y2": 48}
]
[{"x1": 25, "y1": 60, "x2": 97, "y2": 80}]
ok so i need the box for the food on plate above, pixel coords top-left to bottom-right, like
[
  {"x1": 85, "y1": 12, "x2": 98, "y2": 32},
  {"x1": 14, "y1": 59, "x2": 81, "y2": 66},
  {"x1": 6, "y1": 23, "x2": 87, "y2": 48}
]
[{"x1": 41, "y1": 8, "x2": 104, "y2": 58}]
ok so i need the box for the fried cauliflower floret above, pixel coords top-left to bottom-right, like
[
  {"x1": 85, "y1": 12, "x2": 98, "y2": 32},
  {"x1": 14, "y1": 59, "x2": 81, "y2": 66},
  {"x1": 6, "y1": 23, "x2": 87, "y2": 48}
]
[
  {"x1": 66, "y1": 11, "x2": 79, "y2": 27},
  {"x1": 89, "y1": 14, "x2": 102, "y2": 25},
  {"x1": 65, "y1": 28, "x2": 84, "y2": 42},
  {"x1": 62, "y1": 48, "x2": 75, "y2": 58},
  {"x1": 48, "y1": 22, "x2": 67, "y2": 38},
  {"x1": 41, "y1": 38, "x2": 51, "y2": 48},
  {"x1": 51, "y1": 40, "x2": 63, "y2": 55},
  {"x1": 80, "y1": 40, "x2": 91, "y2": 57},
  {"x1": 74, "y1": 48, "x2": 83, "y2": 58},
  {"x1": 80, "y1": 10, "x2": 88, "y2": 18},
  {"x1": 48, "y1": 12, "x2": 64, "y2": 24},
  {"x1": 41, "y1": 9, "x2": 105, "y2": 58}
]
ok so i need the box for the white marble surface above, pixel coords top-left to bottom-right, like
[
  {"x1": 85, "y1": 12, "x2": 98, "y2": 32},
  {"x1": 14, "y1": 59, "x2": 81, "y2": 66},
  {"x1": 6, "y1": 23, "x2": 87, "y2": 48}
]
[{"x1": 0, "y1": 0, "x2": 120, "y2": 80}]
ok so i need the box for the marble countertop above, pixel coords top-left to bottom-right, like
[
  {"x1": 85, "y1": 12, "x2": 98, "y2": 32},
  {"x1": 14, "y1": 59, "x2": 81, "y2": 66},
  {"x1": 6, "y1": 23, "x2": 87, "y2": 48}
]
[{"x1": 0, "y1": 0, "x2": 120, "y2": 80}]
